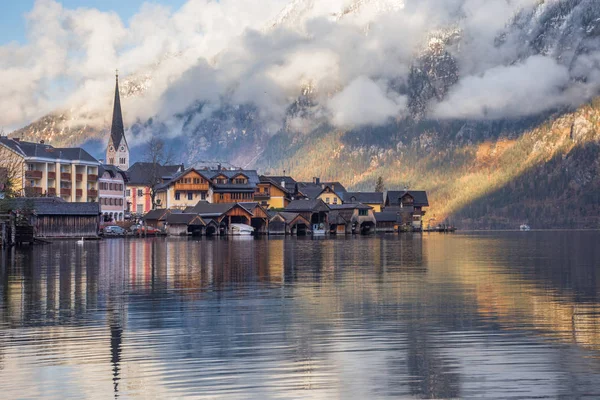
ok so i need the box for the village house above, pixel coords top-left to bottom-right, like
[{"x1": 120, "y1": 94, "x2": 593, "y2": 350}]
[
  {"x1": 126, "y1": 162, "x2": 184, "y2": 215},
  {"x1": 328, "y1": 203, "x2": 377, "y2": 234},
  {"x1": 374, "y1": 210, "x2": 401, "y2": 232},
  {"x1": 343, "y1": 192, "x2": 385, "y2": 212},
  {"x1": 0, "y1": 137, "x2": 100, "y2": 202},
  {"x1": 184, "y1": 200, "x2": 269, "y2": 235},
  {"x1": 296, "y1": 178, "x2": 347, "y2": 205},
  {"x1": 385, "y1": 190, "x2": 429, "y2": 231},
  {"x1": 209, "y1": 168, "x2": 260, "y2": 204},
  {"x1": 256, "y1": 175, "x2": 297, "y2": 209},
  {"x1": 155, "y1": 168, "x2": 212, "y2": 210},
  {"x1": 284, "y1": 199, "x2": 330, "y2": 233},
  {"x1": 98, "y1": 164, "x2": 128, "y2": 222},
  {"x1": 142, "y1": 208, "x2": 173, "y2": 230},
  {"x1": 268, "y1": 212, "x2": 311, "y2": 235},
  {"x1": 9, "y1": 197, "x2": 101, "y2": 238},
  {"x1": 165, "y1": 213, "x2": 205, "y2": 236}
]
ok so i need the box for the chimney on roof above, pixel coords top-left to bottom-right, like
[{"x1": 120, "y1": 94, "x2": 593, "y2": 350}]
[
  {"x1": 321, "y1": 183, "x2": 325, "y2": 189},
  {"x1": 331, "y1": 184, "x2": 335, "y2": 191},
  {"x1": 281, "y1": 180, "x2": 285, "y2": 189},
  {"x1": 14, "y1": 138, "x2": 20, "y2": 142},
  {"x1": 313, "y1": 177, "x2": 320, "y2": 184},
  {"x1": 217, "y1": 163, "x2": 222, "y2": 171}
]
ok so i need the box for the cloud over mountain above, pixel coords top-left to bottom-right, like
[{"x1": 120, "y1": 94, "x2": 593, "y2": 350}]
[{"x1": 2, "y1": 0, "x2": 600, "y2": 140}]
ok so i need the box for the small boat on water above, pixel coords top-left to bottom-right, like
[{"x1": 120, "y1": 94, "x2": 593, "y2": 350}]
[
  {"x1": 520, "y1": 224, "x2": 531, "y2": 231},
  {"x1": 312, "y1": 223, "x2": 326, "y2": 235},
  {"x1": 230, "y1": 223, "x2": 255, "y2": 236}
]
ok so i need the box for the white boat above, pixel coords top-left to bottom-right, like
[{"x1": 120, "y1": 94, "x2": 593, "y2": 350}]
[
  {"x1": 229, "y1": 223, "x2": 255, "y2": 236},
  {"x1": 520, "y1": 224, "x2": 531, "y2": 231},
  {"x1": 312, "y1": 223, "x2": 326, "y2": 235}
]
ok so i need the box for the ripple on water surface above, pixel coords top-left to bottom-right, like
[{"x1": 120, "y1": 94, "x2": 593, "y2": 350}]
[{"x1": 1, "y1": 232, "x2": 600, "y2": 398}]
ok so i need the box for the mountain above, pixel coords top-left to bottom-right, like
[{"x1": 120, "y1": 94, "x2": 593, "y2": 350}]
[{"x1": 10, "y1": 0, "x2": 600, "y2": 229}]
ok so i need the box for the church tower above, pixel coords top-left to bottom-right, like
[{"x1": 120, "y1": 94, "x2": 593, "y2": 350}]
[{"x1": 106, "y1": 71, "x2": 130, "y2": 170}]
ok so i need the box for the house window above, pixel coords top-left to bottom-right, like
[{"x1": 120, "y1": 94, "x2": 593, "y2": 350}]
[
  {"x1": 333, "y1": 197, "x2": 338, "y2": 204},
  {"x1": 187, "y1": 192, "x2": 193, "y2": 200},
  {"x1": 28, "y1": 164, "x2": 35, "y2": 171},
  {"x1": 234, "y1": 178, "x2": 245, "y2": 184},
  {"x1": 359, "y1": 209, "x2": 368, "y2": 216},
  {"x1": 109, "y1": 158, "x2": 114, "y2": 164},
  {"x1": 137, "y1": 204, "x2": 143, "y2": 214},
  {"x1": 119, "y1": 158, "x2": 125, "y2": 165},
  {"x1": 126, "y1": 189, "x2": 131, "y2": 196},
  {"x1": 175, "y1": 192, "x2": 181, "y2": 201},
  {"x1": 325, "y1": 197, "x2": 330, "y2": 204},
  {"x1": 219, "y1": 194, "x2": 224, "y2": 200},
  {"x1": 201, "y1": 192, "x2": 206, "y2": 200},
  {"x1": 137, "y1": 189, "x2": 143, "y2": 196}
]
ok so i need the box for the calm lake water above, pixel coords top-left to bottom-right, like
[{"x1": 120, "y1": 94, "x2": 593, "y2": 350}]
[{"x1": 1, "y1": 232, "x2": 600, "y2": 399}]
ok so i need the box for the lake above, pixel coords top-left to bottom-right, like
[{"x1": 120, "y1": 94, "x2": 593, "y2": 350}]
[{"x1": 1, "y1": 232, "x2": 600, "y2": 399}]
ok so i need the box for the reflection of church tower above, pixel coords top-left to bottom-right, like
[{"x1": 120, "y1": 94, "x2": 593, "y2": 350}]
[{"x1": 106, "y1": 71, "x2": 130, "y2": 170}]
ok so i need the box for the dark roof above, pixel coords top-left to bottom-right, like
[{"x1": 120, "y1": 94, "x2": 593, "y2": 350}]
[
  {"x1": 329, "y1": 203, "x2": 372, "y2": 210},
  {"x1": 374, "y1": 211, "x2": 401, "y2": 223},
  {"x1": 260, "y1": 176, "x2": 296, "y2": 193},
  {"x1": 126, "y1": 162, "x2": 184, "y2": 185},
  {"x1": 328, "y1": 210, "x2": 348, "y2": 225},
  {"x1": 386, "y1": 191, "x2": 429, "y2": 207},
  {"x1": 143, "y1": 209, "x2": 170, "y2": 221},
  {"x1": 343, "y1": 192, "x2": 384, "y2": 204},
  {"x1": 9, "y1": 197, "x2": 100, "y2": 216},
  {"x1": 298, "y1": 181, "x2": 347, "y2": 196},
  {"x1": 296, "y1": 184, "x2": 325, "y2": 200},
  {"x1": 0, "y1": 137, "x2": 99, "y2": 163},
  {"x1": 166, "y1": 213, "x2": 204, "y2": 225},
  {"x1": 99, "y1": 164, "x2": 128, "y2": 181},
  {"x1": 109, "y1": 74, "x2": 127, "y2": 149},
  {"x1": 285, "y1": 199, "x2": 330, "y2": 212},
  {"x1": 188, "y1": 201, "x2": 236, "y2": 217},
  {"x1": 199, "y1": 169, "x2": 260, "y2": 185}
]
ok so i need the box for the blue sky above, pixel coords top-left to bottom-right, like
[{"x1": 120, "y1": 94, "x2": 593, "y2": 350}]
[{"x1": 0, "y1": 0, "x2": 187, "y2": 45}]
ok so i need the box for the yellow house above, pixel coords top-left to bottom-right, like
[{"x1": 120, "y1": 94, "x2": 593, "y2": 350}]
[
  {"x1": 156, "y1": 168, "x2": 211, "y2": 210},
  {"x1": 316, "y1": 186, "x2": 343, "y2": 206},
  {"x1": 342, "y1": 192, "x2": 385, "y2": 212},
  {"x1": 256, "y1": 176, "x2": 295, "y2": 209}
]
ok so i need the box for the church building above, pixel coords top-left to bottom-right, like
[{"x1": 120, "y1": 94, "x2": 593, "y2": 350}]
[{"x1": 106, "y1": 72, "x2": 130, "y2": 170}]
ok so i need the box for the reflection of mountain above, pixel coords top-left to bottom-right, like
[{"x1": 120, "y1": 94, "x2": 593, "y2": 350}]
[{"x1": 1, "y1": 234, "x2": 600, "y2": 397}]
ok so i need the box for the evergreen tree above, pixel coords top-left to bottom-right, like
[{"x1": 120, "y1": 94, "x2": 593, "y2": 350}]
[{"x1": 375, "y1": 176, "x2": 385, "y2": 192}]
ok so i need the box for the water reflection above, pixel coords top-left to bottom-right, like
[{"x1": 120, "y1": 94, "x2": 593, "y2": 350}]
[{"x1": 0, "y1": 232, "x2": 600, "y2": 398}]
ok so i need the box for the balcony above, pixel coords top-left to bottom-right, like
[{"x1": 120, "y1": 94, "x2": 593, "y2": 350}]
[
  {"x1": 76, "y1": 189, "x2": 83, "y2": 197},
  {"x1": 60, "y1": 173, "x2": 72, "y2": 181},
  {"x1": 254, "y1": 191, "x2": 271, "y2": 200},
  {"x1": 87, "y1": 174, "x2": 98, "y2": 182},
  {"x1": 76, "y1": 173, "x2": 83, "y2": 182},
  {"x1": 25, "y1": 186, "x2": 43, "y2": 195},
  {"x1": 88, "y1": 189, "x2": 98, "y2": 198},
  {"x1": 48, "y1": 171, "x2": 56, "y2": 180},
  {"x1": 174, "y1": 183, "x2": 210, "y2": 191},
  {"x1": 60, "y1": 188, "x2": 71, "y2": 196},
  {"x1": 48, "y1": 188, "x2": 56, "y2": 196},
  {"x1": 25, "y1": 170, "x2": 43, "y2": 179}
]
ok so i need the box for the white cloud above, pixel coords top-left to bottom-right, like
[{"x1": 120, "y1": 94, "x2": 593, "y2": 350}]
[{"x1": 328, "y1": 76, "x2": 406, "y2": 126}]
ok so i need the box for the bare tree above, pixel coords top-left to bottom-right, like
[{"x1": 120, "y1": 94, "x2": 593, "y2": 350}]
[
  {"x1": 143, "y1": 136, "x2": 177, "y2": 210},
  {"x1": 0, "y1": 145, "x2": 25, "y2": 199}
]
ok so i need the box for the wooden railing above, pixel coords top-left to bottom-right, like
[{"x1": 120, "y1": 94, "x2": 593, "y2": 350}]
[
  {"x1": 87, "y1": 174, "x2": 98, "y2": 182},
  {"x1": 76, "y1": 189, "x2": 83, "y2": 197},
  {"x1": 48, "y1": 188, "x2": 56, "y2": 196},
  {"x1": 47, "y1": 171, "x2": 56, "y2": 180},
  {"x1": 60, "y1": 173, "x2": 71, "y2": 181},
  {"x1": 76, "y1": 174, "x2": 83, "y2": 182},
  {"x1": 60, "y1": 188, "x2": 71, "y2": 196},
  {"x1": 174, "y1": 183, "x2": 210, "y2": 191},
  {"x1": 25, "y1": 170, "x2": 43, "y2": 179},
  {"x1": 88, "y1": 189, "x2": 98, "y2": 197}
]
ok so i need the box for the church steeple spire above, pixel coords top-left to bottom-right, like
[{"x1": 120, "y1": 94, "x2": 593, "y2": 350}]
[
  {"x1": 110, "y1": 70, "x2": 126, "y2": 149},
  {"x1": 106, "y1": 70, "x2": 130, "y2": 170}
]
